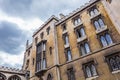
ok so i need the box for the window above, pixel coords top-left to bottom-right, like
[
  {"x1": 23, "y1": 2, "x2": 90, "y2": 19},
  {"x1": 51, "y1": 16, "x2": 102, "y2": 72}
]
[
  {"x1": 47, "y1": 74, "x2": 53, "y2": 80},
  {"x1": 35, "y1": 37, "x2": 38, "y2": 44},
  {"x1": 67, "y1": 68, "x2": 76, "y2": 80},
  {"x1": 93, "y1": 18, "x2": 105, "y2": 30},
  {"x1": 83, "y1": 62, "x2": 97, "y2": 78},
  {"x1": 76, "y1": 27, "x2": 85, "y2": 38},
  {"x1": 28, "y1": 50, "x2": 30, "y2": 56},
  {"x1": 46, "y1": 27, "x2": 50, "y2": 35},
  {"x1": 62, "y1": 23, "x2": 67, "y2": 31},
  {"x1": 63, "y1": 34, "x2": 69, "y2": 45},
  {"x1": 73, "y1": 17, "x2": 81, "y2": 26},
  {"x1": 89, "y1": 8, "x2": 99, "y2": 16},
  {"x1": 36, "y1": 41, "x2": 47, "y2": 72},
  {"x1": 8, "y1": 75, "x2": 21, "y2": 80},
  {"x1": 106, "y1": 53, "x2": 120, "y2": 72},
  {"x1": 80, "y1": 42, "x2": 91, "y2": 56},
  {"x1": 40, "y1": 32, "x2": 44, "y2": 39},
  {"x1": 49, "y1": 47, "x2": 52, "y2": 55},
  {"x1": 100, "y1": 33, "x2": 113, "y2": 47},
  {"x1": 0, "y1": 73, "x2": 6, "y2": 80},
  {"x1": 65, "y1": 49, "x2": 72, "y2": 61}
]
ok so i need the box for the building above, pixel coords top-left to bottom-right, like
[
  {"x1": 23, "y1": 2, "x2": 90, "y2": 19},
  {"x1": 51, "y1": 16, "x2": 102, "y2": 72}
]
[
  {"x1": 22, "y1": 0, "x2": 120, "y2": 80},
  {"x1": 0, "y1": 66, "x2": 26, "y2": 80}
]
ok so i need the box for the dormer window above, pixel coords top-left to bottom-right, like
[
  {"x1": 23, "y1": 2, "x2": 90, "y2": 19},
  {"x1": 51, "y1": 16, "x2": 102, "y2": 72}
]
[{"x1": 40, "y1": 32, "x2": 44, "y2": 39}]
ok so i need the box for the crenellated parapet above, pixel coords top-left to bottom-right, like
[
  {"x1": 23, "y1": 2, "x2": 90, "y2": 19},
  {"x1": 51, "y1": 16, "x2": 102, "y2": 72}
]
[{"x1": 0, "y1": 66, "x2": 26, "y2": 74}]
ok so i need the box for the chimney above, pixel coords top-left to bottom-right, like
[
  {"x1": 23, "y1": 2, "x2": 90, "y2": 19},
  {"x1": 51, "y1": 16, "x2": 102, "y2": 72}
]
[
  {"x1": 59, "y1": 13, "x2": 65, "y2": 19},
  {"x1": 26, "y1": 40, "x2": 29, "y2": 49}
]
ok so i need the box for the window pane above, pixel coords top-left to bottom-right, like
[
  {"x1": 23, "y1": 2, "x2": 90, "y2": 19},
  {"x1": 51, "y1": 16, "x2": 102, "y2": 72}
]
[
  {"x1": 43, "y1": 58, "x2": 46, "y2": 69},
  {"x1": 98, "y1": 19, "x2": 105, "y2": 28},
  {"x1": 78, "y1": 18, "x2": 81, "y2": 23},
  {"x1": 94, "y1": 21, "x2": 100, "y2": 30},
  {"x1": 90, "y1": 11, "x2": 94, "y2": 16},
  {"x1": 91, "y1": 65, "x2": 97, "y2": 76},
  {"x1": 65, "y1": 36, "x2": 69, "y2": 45},
  {"x1": 116, "y1": 56, "x2": 120, "y2": 68},
  {"x1": 105, "y1": 34, "x2": 113, "y2": 45},
  {"x1": 77, "y1": 29, "x2": 81, "y2": 38},
  {"x1": 80, "y1": 45, "x2": 86, "y2": 56},
  {"x1": 86, "y1": 66, "x2": 92, "y2": 77},
  {"x1": 110, "y1": 58, "x2": 118, "y2": 71},
  {"x1": 94, "y1": 9, "x2": 99, "y2": 14},
  {"x1": 85, "y1": 43, "x2": 90, "y2": 54},
  {"x1": 100, "y1": 36, "x2": 108, "y2": 47},
  {"x1": 80, "y1": 28, "x2": 85, "y2": 37},
  {"x1": 67, "y1": 50, "x2": 72, "y2": 61}
]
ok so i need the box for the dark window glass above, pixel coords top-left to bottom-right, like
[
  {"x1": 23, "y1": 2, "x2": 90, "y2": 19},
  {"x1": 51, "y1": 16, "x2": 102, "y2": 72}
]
[
  {"x1": 67, "y1": 68, "x2": 75, "y2": 80},
  {"x1": 46, "y1": 27, "x2": 50, "y2": 35},
  {"x1": 8, "y1": 75, "x2": 21, "y2": 80},
  {"x1": 106, "y1": 53, "x2": 120, "y2": 71},
  {"x1": 47, "y1": 74, "x2": 52, "y2": 80},
  {"x1": 40, "y1": 32, "x2": 44, "y2": 39},
  {"x1": 76, "y1": 28, "x2": 85, "y2": 38}
]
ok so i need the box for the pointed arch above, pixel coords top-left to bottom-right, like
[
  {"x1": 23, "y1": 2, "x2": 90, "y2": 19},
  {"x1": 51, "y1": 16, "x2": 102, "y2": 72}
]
[
  {"x1": 0, "y1": 73, "x2": 6, "y2": 80},
  {"x1": 47, "y1": 73, "x2": 53, "y2": 80},
  {"x1": 8, "y1": 75, "x2": 21, "y2": 80}
]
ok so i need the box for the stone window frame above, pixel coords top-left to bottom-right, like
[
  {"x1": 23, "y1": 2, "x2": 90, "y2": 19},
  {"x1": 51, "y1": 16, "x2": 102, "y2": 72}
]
[
  {"x1": 0, "y1": 73, "x2": 6, "y2": 80},
  {"x1": 105, "y1": 52, "x2": 120, "y2": 72},
  {"x1": 96, "y1": 31, "x2": 114, "y2": 47},
  {"x1": 88, "y1": 5, "x2": 99, "y2": 17},
  {"x1": 8, "y1": 75, "x2": 21, "y2": 80},
  {"x1": 49, "y1": 47, "x2": 52, "y2": 55},
  {"x1": 40, "y1": 32, "x2": 44, "y2": 39},
  {"x1": 64, "y1": 47, "x2": 72, "y2": 62},
  {"x1": 77, "y1": 40, "x2": 91, "y2": 56},
  {"x1": 74, "y1": 25, "x2": 86, "y2": 39},
  {"x1": 66, "y1": 67, "x2": 76, "y2": 80},
  {"x1": 82, "y1": 61, "x2": 98, "y2": 78},
  {"x1": 72, "y1": 15, "x2": 82, "y2": 26},
  {"x1": 62, "y1": 33, "x2": 69, "y2": 45},
  {"x1": 61, "y1": 23, "x2": 67, "y2": 31},
  {"x1": 46, "y1": 26, "x2": 50, "y2": 35}
]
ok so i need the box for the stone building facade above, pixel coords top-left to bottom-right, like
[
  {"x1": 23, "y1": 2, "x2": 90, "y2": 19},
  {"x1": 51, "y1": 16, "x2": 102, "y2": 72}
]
[
  {"x1": 22, "y1": 0, "x2": 120, "y2": 80},
  {"x1": 0, "y1": 66, "x2": 26, "y2": 80}
]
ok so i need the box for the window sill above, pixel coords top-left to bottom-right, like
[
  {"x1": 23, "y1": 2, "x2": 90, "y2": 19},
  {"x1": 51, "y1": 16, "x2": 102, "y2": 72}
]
[
  {"x1": 86, "y1": 76, "x2": 99, "y2": 80},
  {"x1": 90, "y1": 12, "x2": 101, "y2": 20},
  {"x1": 102, "y1": 43, "x2": 115, "y2": 49},
  {"x1": 95, "y1": 25, "x2": 108, "y2": 34},
  {"x1": 62, "y1": 30, "x2": 68, "y2": 34},
  {"x1": 74, "y1": 22, "x2": 83, "y2": 29},
  {"x1": 81, "y1": 52, "x2": 91, "y2": 57},
  {"x1": 112, "y1": 70, "x2": 120, "y2": 74},
  {"x1": 64, "y1": 44, "x2": 70, "y2": 48},
  {"x1": 77, "y1": 36, "x2": 87, "y2": 43}
]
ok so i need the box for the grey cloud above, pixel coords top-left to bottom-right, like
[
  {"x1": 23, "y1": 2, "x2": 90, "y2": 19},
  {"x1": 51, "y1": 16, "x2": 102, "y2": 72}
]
[
  {"x1": 0, "y1": 21, "x2": 28, "y2": 54},
  {"x1": 0, "y1": 0, "x2": 90, "y2": 21}
]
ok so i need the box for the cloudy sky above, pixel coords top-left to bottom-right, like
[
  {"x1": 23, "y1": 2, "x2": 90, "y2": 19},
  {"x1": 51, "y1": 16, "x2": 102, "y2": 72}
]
[{"x1": 0, "y1": 0, "x2": 89, "y2": 69}]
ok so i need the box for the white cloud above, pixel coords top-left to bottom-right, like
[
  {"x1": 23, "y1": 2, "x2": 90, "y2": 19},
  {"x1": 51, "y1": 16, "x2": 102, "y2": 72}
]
[
  {"x1": 0, "y1": 50, "x2": 24, "y2": 69},
  {"x1": 0, "y1": 10, "x2": 43, "y2": 31}
]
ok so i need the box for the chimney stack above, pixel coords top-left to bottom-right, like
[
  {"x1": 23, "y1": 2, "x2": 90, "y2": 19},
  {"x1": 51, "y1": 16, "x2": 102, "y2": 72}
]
[{"x1": 59, "y1": 13, "x2": 65, "y2": 19}]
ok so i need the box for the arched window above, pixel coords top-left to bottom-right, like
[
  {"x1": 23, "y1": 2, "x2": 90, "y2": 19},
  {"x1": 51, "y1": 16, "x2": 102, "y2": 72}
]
[
  {"x1": 80, "y1": 44, "x2": 86, "y2": 56},
  {"x1": 80, "y1": 28, "x2": 85, "y2": 37},
  {"x1": 0, "y1": 73, "x2": 6, "y2": 80},
  {"x1": 8, "y1": 75, "x2": 21, "y2": 80},
  {"x1": 91, "y1": 65, "x2": 97, "y2": 76},
  {"x1": 47, "y1": 74, "x2": 52, "y2": 80},
  {"x1": 105, "y1": 34, "x2": 113, "y2": 45},
  {"x1": 86, "y1": 66, "x2": 92, "y2": 77},
  {"x1": 85, "y1": 43, "x2": 90, "y2": 54},
  {"x1": 100, "y1": 36, "x2": 108, "y2": 47},
  {"x1": 94, "y1": 21, "x2": 100, "y2": 30},
  {"x1": 90, "y1": 11, "x2": 94, "y2": 16},
  {"x1": 109, "y1": 58, "x2": 118, "y2": 71},
  {"x1": 98, "y1": 19, "x2": 105, "y2": 28},
  {"x1": 94, "y1": 9, "x2": 99, "y2": 14},
  {"x1": 65, "y1": 35, "x2": 69, "y2": 45}
]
